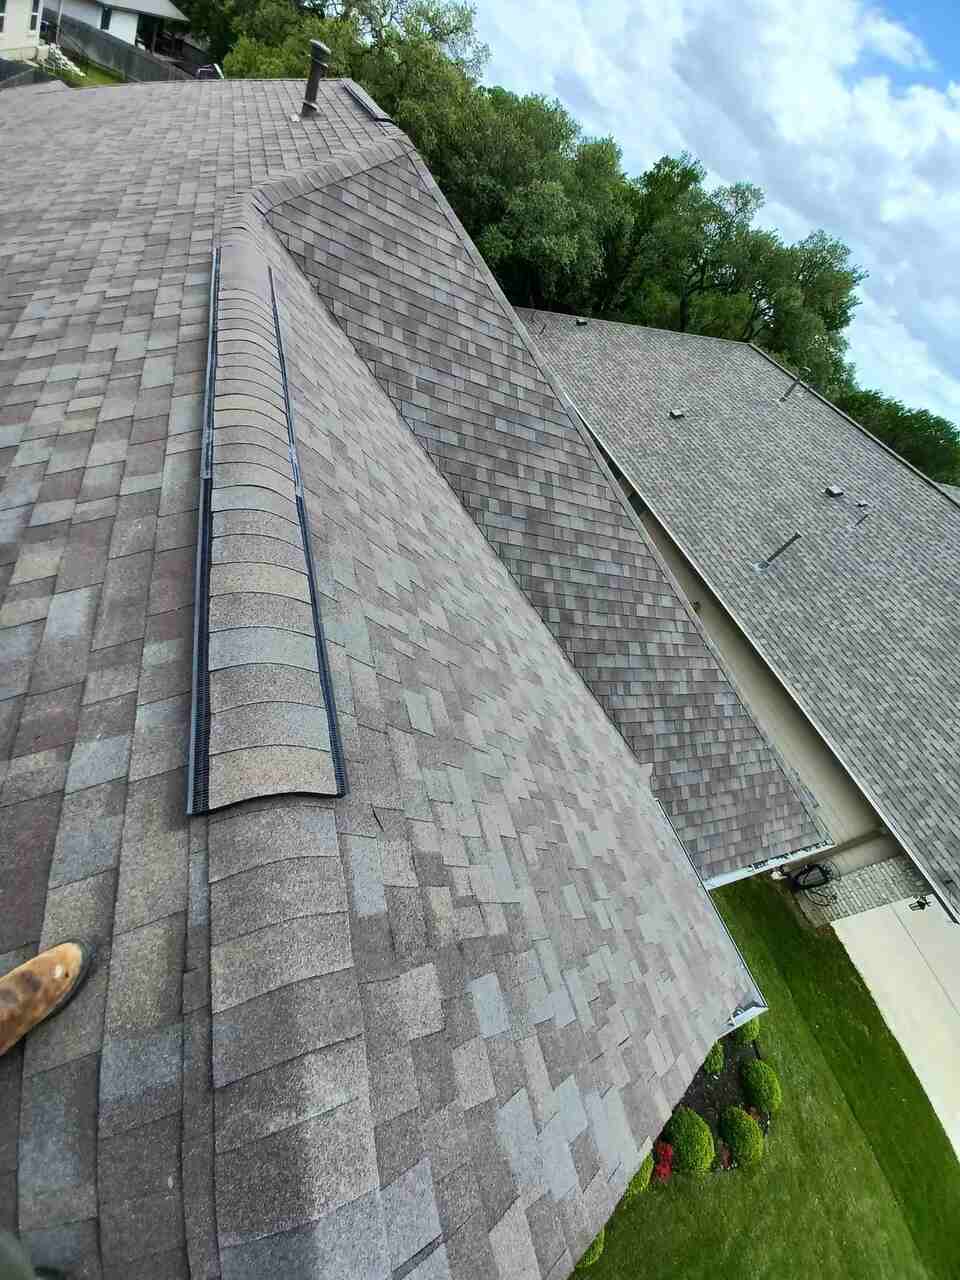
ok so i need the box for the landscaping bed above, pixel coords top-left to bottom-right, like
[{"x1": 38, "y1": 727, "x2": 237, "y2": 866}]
[
  {"x1": 572, "y1": 877, "x2": 960, "y2": 1279},
  {"x1": 678, "y1": 1032, "x2": 764, "y2": 1143}
]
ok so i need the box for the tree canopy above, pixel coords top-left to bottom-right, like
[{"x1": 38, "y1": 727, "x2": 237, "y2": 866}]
[{"x1": 203, "y1": 0, "x2": 959, "y2": 483}]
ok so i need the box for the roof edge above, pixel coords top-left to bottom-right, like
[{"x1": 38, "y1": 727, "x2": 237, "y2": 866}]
[
  {"x1": 748, "y1": 342, "x2": 960, "y2": 511},
  {"x1": 251, "y1": 132, "x2": 411, "y2": 217},
  {"x1": 522, "y1": 312, "x2": 959, "y2": 512},
  {"x1": 589, "y1": 415, "x2": 960, "y2": 922},
  {"x1": 704, "y1": 839, "x2": 835, "y2": 889},
  {"x1": 654, "y1": 800, "x2": 767, "y2": 1021}
]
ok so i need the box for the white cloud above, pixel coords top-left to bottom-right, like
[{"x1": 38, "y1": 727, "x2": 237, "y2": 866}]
[{"x1": 475, "y1": 0, "x2": 960, "y2": 422}]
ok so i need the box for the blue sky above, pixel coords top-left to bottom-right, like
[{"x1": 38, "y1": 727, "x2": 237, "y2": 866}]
[
  {"x1": 893, "y1": 1, "x2": 960, "y2": 80},
  {"x1": 474, "y1": 0, "x2": 960, "y2": 423}
]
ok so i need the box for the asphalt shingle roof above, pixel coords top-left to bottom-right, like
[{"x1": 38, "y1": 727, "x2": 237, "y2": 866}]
[
  {"x1": 256, "y1": 137, "x2": 824, "y2": 880},
  {"x1": 0, "y1": 80, "x2": 765, "y2": 1279},
  {"x1": 526, "y1": 310, "x2": 960, "y2": 914}
]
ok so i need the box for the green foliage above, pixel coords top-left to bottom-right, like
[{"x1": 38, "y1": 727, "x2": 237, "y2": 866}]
[
  {"x1": 622, "y1": 1153, "x2": 654, "y2": 1202},
  {"x1": 833, "y1": 385, "x2": 960, "y2": 482},
  {"x1": 733, "y1": 1017, "x2": 760, "y2": 1047},
  {"x1": 721, "y1": 1105, "x2": 765, "y2": 1167},
  {"x1": 741, "y1": 1058, "x2": 783, "y2": 1115},
  {"x1": 665, "y1": 1106, "x2": 715, "y2": 1174},
  {"x1": 577, "y1": 1225, "x2": 605, "y2": 1269},
  {"x1": 704, "y1": 1040, "x2": 724, "y2": 1076},
  {"x1": 211, "y1": 0, "x2": 960, "y2": 478}
]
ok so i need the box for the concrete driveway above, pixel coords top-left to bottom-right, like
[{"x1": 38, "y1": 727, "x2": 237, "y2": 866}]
[{"x1": 834, "y1": 898, "x2": 960, "y2": 1159}]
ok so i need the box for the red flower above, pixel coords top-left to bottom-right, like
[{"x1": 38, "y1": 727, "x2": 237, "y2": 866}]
[
  {"x1": 652, "y1": 1139, "x2": 674, "y2": 1182},
  {"x1": 654, "y1": 1140, "x2": 674, "y2": 1168}
]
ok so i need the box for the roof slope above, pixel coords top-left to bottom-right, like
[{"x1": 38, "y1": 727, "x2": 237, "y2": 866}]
[
  {"x1": 258, "y1": 137, "x2": 825, "y2": 881},
  {"x1": 527, "y1": 311, "x2": 960, "y2": 912},
  {"x1": 0, "y1": 80, "x2": 760, "y2": 1279},
  {"x1": 115, "y1": 0, "x2": 189, "y2": 21}
]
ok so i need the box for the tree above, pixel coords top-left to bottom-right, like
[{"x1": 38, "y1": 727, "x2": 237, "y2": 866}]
[
  {"x1": 833, "y1": 387, "x2": 960, "y2": 482},
  {"x1": 215, "y1": 2, "x2": 960, "y2": 482}
]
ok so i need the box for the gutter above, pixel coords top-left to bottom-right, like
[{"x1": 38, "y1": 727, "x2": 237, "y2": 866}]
[
  {"x1": 579, "y1": 411, "x2": 960, "y2": 926},
  {"x1": 704, "y1": 838, "x2": 835, "y2": 890}
]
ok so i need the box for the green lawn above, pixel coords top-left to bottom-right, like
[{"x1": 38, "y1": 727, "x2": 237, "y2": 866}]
[
  {"x1": 591, "y1": 878, "x2": 960, "y2": 1280},
  {"x1": 58, "y1": 63, "x2": 125, "y2": 87}
]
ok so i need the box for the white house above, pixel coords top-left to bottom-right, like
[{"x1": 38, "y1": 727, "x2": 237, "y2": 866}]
[
  {"x1": 0, "y1": 0, "x2": 42, "y2": 60},
  {"x1": 59, "y1": 0, "x2": 186, "y2": 47}
]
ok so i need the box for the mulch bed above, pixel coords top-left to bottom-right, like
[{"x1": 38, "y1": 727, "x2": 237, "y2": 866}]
[{"x1": 678, "y1": 1037, "x2": 766, "y2": 1146}]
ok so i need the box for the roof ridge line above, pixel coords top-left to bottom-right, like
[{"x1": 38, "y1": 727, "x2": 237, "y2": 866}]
[
  {"x1": 250, "y1": 132, "x2": 413, "y2": 216},
  {"x1": 524, "y1": 307, "x2": 757, "y2": 351},
  {"x1": 366, "y1": 152, "x2": 825, "y2": 864},
  {"x1": 748, "y1": 341, "x2": 960, "y2": 509}
]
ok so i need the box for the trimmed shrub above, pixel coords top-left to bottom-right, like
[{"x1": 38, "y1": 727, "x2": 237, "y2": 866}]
[
  {"x1": 704, "y1": 1040, "x2": 725, "y2": 1075},
  {"x1": 577, "y1": 1226, "x2": 605, "y2": 1269},
  {"x1": 665, "y1": 1106, "x2": 715, "y2": 1173},
  {"x1": 623, "y1": 1152, "x2": 654, "y2": 1201},
  {"x1": 721, "y1": 1105, "x2": 765, "y2": 1166},
  {"x1": 741, "y1": 1058, "x2": 783, "y2": 1114},
  {"x1": 733, "y1": 1016, "x2": 761, "y2": 1046}
]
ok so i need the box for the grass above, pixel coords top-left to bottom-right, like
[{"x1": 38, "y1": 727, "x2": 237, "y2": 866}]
[
  {"x1": 58, "y1": 62, "x2": 125, "y2": 88},
  {"x1": 587, "y1": 877, "x2": 960, "y2": 1280}
]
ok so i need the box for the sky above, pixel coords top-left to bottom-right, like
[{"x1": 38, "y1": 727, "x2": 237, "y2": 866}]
[{"x1": 473, "y1": 0, "x2": 960, "y2": 422}]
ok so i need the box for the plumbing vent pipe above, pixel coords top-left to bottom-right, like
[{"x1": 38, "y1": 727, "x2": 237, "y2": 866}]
[{"x1": 301, "y1": 40, "x2": 331, "y2": 116}]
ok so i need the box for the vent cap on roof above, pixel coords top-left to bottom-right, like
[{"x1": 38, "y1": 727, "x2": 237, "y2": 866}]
[
  {"x1": 298, "y1": 40, "x2": 331, "y2": 118},
  {"x1": 824, "y1": 484, "x2": 845, "y2": 497},
  {"x1": 669, "y1": 408, "x2": 686, "y2": 420}
]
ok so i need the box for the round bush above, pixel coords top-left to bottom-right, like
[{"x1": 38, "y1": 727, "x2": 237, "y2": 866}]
[
  {"x1": 623, "y1": 1153, "x2": 654, "y2": 1202},
  {"x1": 703, "y1": 1040, "x2": 724, "y2": 1076},
  {"x1": 733, "y1": 1017, "x2": 760, "y2": 1047},
  {"x1": 741, "y1": 1058, "x2": 782, "y2": 1114},
  {"x1": 721, "y1": 1106, "x2": 765, "y2": 1166},
  {"x1": 665, "y1": 1106, "x2": 715, "y2": 1173},
  {"x1": 577, "y1": 1225, "x2": 605, "y2": 1269}
]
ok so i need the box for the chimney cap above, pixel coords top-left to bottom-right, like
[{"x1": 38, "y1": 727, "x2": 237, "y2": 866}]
[{"x1": 311, "y1": 40, "x2": 331, "y2": 60}]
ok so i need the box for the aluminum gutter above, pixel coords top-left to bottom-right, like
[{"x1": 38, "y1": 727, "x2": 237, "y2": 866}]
[{"x1": 704, "y1": 838, "x2": 835, "y2": 890}]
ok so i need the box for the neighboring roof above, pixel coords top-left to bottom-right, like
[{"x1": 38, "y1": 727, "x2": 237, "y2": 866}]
[
  {"x1": 258, "y1": 133, "x2": 825, "y2": 882},
  {"x1": 528, "y1": 311, "x2": 960, "y2": 915},
  {"x1": 0, "y1": 80, "x2": 762, "y2": 1279},
  {"x1": 116, "y1": 0, "x2": 188, "y2": 21}
]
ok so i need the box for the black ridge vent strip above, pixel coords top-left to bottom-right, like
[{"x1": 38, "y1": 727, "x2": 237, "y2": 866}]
[
  {"x1": 187, "y1": 247, "x2": 220, "y2": 816},
  {"x1": 342, "y1": 80, "x2": 394, "y2": 124},
  {"x1": 268, "y1": 266, "x2": 348, "y2": 798}
]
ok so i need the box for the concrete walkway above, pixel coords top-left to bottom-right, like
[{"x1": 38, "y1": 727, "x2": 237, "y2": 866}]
[{"x1": 834, "y1": 898, "x2": 960, "y2": 1159}]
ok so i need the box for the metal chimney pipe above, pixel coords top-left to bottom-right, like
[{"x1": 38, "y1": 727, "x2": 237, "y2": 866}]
[{"x1": 301, "y1": 40, "x2": 331, "y2": 116}]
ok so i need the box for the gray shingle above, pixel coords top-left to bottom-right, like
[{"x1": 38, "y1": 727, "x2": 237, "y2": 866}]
[
  {"x1": 528, "y1": 309, "x2": 960, "y2": 905},
  {"x1": 381, "y1": 1157, "x2": 442, "y2": 1270},
  {"x1": 218, "y1": 1187, "x2": 390, "y2": 1280},
  {"x1": 216, "y1": 1096, "x2": 379, "y2": 1246},
  {"x1": 1, "y1": 78, "x2": 766, "y2": 1280},
  {"x1": 18, "y1": 1055, "x2": 99, "y2": 1232},
  {"x1": 211, "y1": 970, "x2": 362, "y2": 1088}
]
